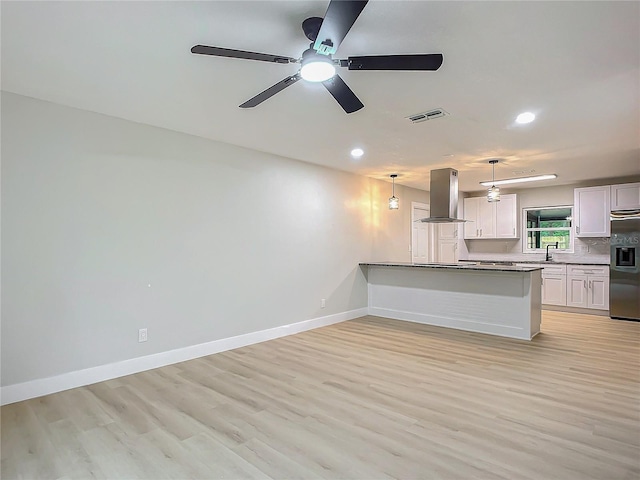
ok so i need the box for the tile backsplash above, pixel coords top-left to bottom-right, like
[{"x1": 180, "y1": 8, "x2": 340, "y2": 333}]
[{"x1": 462, "y1": 237, "x2": 610, "y2": 264}]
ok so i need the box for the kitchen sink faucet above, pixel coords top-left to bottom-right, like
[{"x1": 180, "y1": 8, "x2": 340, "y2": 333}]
[{"x1": 546, "y1": 242, "x2": 559, "y2": 261}]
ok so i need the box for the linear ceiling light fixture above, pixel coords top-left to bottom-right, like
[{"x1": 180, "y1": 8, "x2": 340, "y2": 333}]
[
  {"x1": 487, "y1": 160, "x2": 500, "y2": 203},
  {"x1": 389, "y1": 174, "x2": 399, "y2": 210},
  {"x1": 480, "y1": 174, "x2": 558, "y2": 187}
]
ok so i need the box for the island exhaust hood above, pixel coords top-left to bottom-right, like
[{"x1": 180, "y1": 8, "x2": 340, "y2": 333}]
[{"x1": 419, "y1": 168, "x2": 467, "y2": 223}]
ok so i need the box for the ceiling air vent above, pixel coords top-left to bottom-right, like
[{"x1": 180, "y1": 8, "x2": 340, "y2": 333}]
[{"x1": 406, "y1": 108, "x2": 448, "y2": 124}]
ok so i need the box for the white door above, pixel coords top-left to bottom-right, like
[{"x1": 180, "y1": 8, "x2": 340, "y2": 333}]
[{"x1": 412, "y1": 203, "x2": 432, "y2": 264}]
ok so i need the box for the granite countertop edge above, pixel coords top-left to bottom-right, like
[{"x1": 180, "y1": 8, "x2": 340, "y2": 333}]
[
  {"x1": 359, "y1": 262, "x2": 543, "y2": 272},
  {"x1": 464, "y1": 259, "x2": 610, "y2": 266}
]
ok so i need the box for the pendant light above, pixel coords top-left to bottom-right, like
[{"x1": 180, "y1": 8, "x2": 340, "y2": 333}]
[
  {"x1": 487, "y1": 160, "x2": 500, "y2": 202},
  {"x1": 389, "y1": 174, "x2": 399, "y2": 210}
]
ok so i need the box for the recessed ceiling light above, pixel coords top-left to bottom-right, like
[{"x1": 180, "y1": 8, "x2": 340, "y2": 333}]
[
  {"x1": 350, "y1": 148, "x2": 364, "y2": 158},
  {"x1": 515, "y1": 112, "x2": 536, "y2": 124}
]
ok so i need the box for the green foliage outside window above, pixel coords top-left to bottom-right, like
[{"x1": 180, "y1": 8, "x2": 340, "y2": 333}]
[{"x1": 524, "y1": 206, "x2": 573, "y2": 252}]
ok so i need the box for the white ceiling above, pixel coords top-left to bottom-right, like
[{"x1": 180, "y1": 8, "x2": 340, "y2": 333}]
[{"x1": 2, "y1": 1, "x2": 639, "y2": 192}]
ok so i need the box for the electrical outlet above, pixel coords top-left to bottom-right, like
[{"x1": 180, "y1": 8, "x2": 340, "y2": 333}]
[
  {"x1": 321, "y1": 298, "x2": 326, "y2": 308},
  {"x1": 138, "y1": 328, "x2": 148, "y2": 343}
]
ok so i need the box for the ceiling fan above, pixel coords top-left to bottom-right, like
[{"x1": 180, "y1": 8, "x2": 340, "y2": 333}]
[{"x1": 191, "y1": 0, "x2": 443, "y2": 114}]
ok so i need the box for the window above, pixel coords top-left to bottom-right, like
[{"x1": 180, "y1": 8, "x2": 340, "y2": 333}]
[{"x1": 523, "y1": 206, "x2": 574, "y2": 253}]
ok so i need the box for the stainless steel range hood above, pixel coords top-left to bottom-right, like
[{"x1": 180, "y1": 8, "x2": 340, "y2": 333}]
[{"x1": 419, "y1": 168, "x2": 467, "y2": 223}]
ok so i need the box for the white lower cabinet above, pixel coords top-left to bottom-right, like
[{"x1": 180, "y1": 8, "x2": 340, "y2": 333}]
[
  {"x1": 588, "y1": 276, "x2": 609, "y2": 310},
  {"x1": 515, "y1": 263, "x2": 609, "y2": 310},
  {"x1": 542, "y1": 274, "x2": 567, "y2": 306},
  {"x1": 566, "y1": 275, "x2": 588, "y2": 307},
  {"x1": 566, "y1": 265, "x2": 609, "y2": 310},
  {"x1": 540, "y1": 264, "x2": 567, "y2": 306},
  {"x1": 436, "y1": 224, "x2": 458, "y2": 263}
]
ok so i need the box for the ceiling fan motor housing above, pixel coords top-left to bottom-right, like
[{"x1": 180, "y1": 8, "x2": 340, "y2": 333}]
[{"x1": 302, "y1": 17, "x2": 323, "y2": 41}]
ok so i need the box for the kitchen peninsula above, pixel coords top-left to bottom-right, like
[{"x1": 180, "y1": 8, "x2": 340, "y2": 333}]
[{"x1": 359, "y1": 262, "x2": 543, "y2": 340}]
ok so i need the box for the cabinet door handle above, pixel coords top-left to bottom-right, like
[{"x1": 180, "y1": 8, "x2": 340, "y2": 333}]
[
  {"x1": 584, "y1": 280, "x2": 587, "y2": 289},
  {"x1": 480, "y1": 228, "x2": 483, "y2": 237},
  {"x1": 477, "y1": 229, "x2": 479, "y2": 237},
  {"x1": 577, "y1": 226, "x2": 580, "y2": 234},
  {"x1": 589, "y1": 280, "x2": 592, "y2": 289},
  {"x1": 513, "y1": 228, "x2": 515, "y2": 236}
]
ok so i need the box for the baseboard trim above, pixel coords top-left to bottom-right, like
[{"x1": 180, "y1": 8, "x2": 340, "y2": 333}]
[
  {"x1": 368, "y1": 306, "x2": 532, "y2": 340},
  {"x1": 542, "y1": 305, "x2": 609, "y2": 317},
  {"x1": 1, "y1": 307, "x2": 367, "y2": 406}
]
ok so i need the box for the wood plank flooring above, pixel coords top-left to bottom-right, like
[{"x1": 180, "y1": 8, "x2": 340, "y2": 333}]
[{"x1": 2, "y1": 311, "x2": 639, "y2": 479}]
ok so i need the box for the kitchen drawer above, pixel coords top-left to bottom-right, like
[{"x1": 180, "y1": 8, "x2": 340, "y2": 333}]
[
  {"x1": 567, "y1": 265, "x2": 609, "y2": 276},
  {"x1": 540, "y1": 264, "x2": 567, "y2": 275}
]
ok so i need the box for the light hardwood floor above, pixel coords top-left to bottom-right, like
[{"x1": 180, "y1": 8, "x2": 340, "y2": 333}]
[{"x1": 2, "y1": 311, "x2": 639, "y2": 479}]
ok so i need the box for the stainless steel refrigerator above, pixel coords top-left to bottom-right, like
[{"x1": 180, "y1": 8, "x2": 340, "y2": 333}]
[{"x1": 610, "y1": 210, "x2": 640, "y2": 321}]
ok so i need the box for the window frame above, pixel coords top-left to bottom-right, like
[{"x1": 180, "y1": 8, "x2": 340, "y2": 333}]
[{"x1": 522, "y1": 205, "x2": 574, "y2": 254}]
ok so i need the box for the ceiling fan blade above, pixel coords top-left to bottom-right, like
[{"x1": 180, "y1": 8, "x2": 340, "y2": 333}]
[
  {"x1": 343, "y1": 54, "x2": 444, "y2": 71},
  {"x1": 191, "y1": 45, "x2": 296, "y2": 64},
  {"x1": 322, "y1": 74, "x2": 364, "y2": 114},
  {"x1": 313, "y1": 0, "x2": 368, "y2": 55},
  {"x1": 239, "y1": 74, "x2": 301, "y2": 108}
]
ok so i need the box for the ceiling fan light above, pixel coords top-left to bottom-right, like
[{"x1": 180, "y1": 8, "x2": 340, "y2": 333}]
[{"x1": 300, "y1": 59, "x2": 336, "y2": 82}]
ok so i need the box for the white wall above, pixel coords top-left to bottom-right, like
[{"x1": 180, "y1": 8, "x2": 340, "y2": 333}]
[{"x1": 1, "y1": 92, "x2": 427, "y2": 391}]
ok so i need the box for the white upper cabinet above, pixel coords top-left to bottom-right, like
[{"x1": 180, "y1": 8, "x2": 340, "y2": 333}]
[
  {"x1": 611, "y1": 183, "x2": 640, "y2": 210},
  {"x1": 463, "y1": 197, "x2": 495, "y2": 238},
  {"x1": 574, "y1": 186, "x2": 610, "y2": 237},
  {"x1": 463, "y1": 194, "x2": 518, "y2": 239},
  {"x1": 495, "y1": 194, "x2": 518, "y2": 239},
  {"x1": 463, "y1": 197, "x2": 481, "y2": 238}
]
